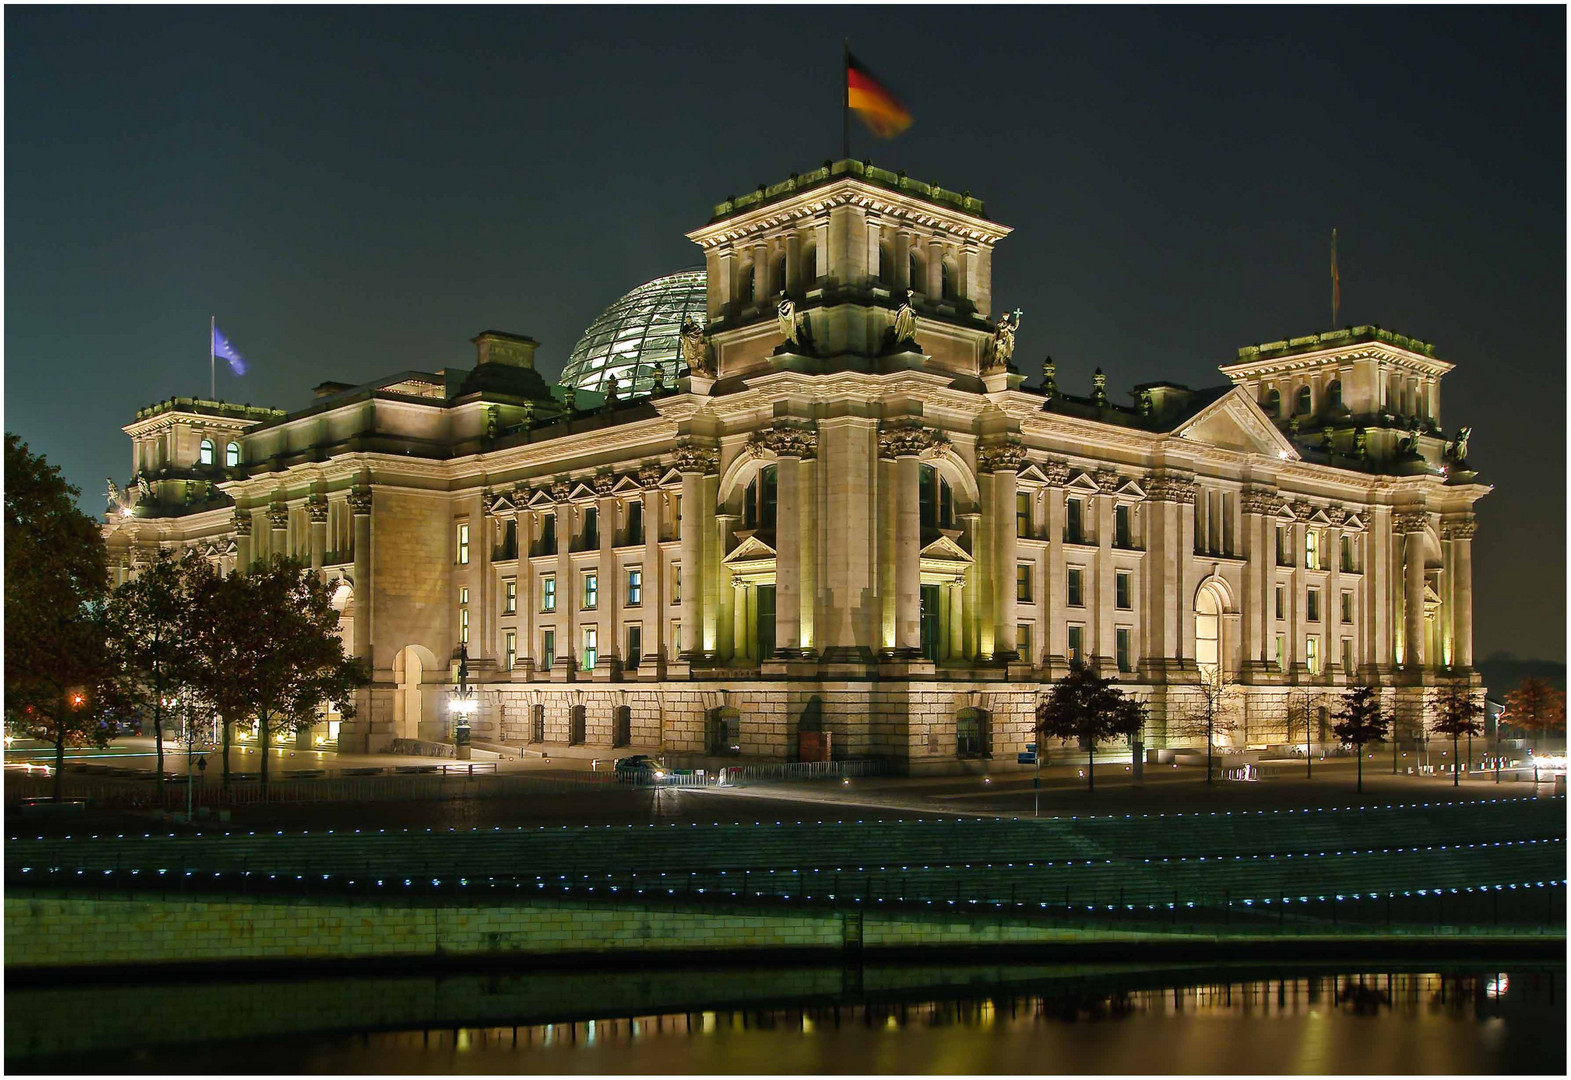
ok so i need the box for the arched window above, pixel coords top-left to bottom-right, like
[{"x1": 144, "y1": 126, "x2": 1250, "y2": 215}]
[
  {"x1": 225, "y1": 442, "x2": 240, "y2": 468},
  {"x1": 774, "y1": 253, "x2": 787, "y2": 296},
  {"x1": 956, "y1": 707, "x2": 990, "y2": 759},
  {"x1": 742, "y1": 464, "x2": 777, "y2": 530},
  {"x1": 940, "y1": 260, "x2": 955, "y2": 300},
  {"x1": 738, "y1": 263, "x2": 755, "y2": 303},
  {"x1": 198, "y1": 439, "x2": 215, "y2": 466},
  {"x1": 1325, "y1": 380, "x2": 1343, "y2": 412},
  {"x1": 1295, "y1": 386, "x2": 1313, "y2": 416},
  {"x1": 1195, "y1": 585, "x2": 1223, "y2": 685},
  {"x1": 877, "y1": 243, "x2": 893, "y2": 285},
  {"x1": 1263, "y1": 388, "x2": 1281, "y2": 417},
  {"x1": 908, "y1": 252, "x2": 920, "y2": 292}
]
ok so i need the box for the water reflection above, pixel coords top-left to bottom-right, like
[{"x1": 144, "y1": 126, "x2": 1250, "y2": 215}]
[{"x1": 11, "y1": 967, "x2": 1562, "y2": 1074}]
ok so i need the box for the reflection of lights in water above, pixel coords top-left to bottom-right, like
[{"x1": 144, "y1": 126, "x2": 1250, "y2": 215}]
[
  {"x1": 1486, "y1": 976, "x2": 1508, "y2": 998},
  {"x1": 455, "y1": 1029, "x2": 470, "y2": 1052},
  {"x1": 586, "y1": 1020, "x2": 595, "y2": 1046}
]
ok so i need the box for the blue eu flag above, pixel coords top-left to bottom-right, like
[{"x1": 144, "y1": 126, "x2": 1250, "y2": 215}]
[{"x1": 212, "y1": 324, "x2": 248, "y2": 376}]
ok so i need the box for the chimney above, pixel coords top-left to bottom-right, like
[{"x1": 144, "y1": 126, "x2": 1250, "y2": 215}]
[{"x1": 472, "y1": 330, "x2": 539, "y2": 369}]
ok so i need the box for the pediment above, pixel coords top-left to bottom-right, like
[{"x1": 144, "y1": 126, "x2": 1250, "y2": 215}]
[
  {"x1": 485, "y1": 492, "x2": 518, "y2": 515},
  {"x1": 722, "y1": 534, "x2": 777, "y2": 564},
  {"x1": 1017, "y1": 463, "x2": 1050, "y2": 485},
  {"x1": 1115, "y1": 478, "x2": 1146, "y2": 500},
  {"x1": 1173, "y1": 388, "x2": 1300, "y2": 460},
  {"x1": 610, "y1": 476, "x2": 644, "y2": 495},
  {"x1": 1065, "y1": 471, "x2": 1102, "y2": 493},
  {"x1": 525, "y1": 489, "x2": 557, "y2": 510},
  {"x1": 918, "y1": 534, "x2": 973, "y2": 564},
  {"x1": 1342, "y1": 513, "x2": 1365, "y2": 531},
  {"x1": 567, "y1": 481, "x2": 599, "y2": 502}
]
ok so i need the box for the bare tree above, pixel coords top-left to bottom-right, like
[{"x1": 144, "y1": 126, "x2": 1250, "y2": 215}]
[{"x1": 1170, "y1": 671, "x2": 1242, "y2": 785}]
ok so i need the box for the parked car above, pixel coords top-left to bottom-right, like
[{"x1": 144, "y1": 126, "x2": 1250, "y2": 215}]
[{"x1": 614, "y1": 755, "x2": 668, "y2": 783}]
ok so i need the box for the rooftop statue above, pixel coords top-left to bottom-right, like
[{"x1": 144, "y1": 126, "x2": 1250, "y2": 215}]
[
  {"x1": 776, "y1": 296, "x2": 799, "y2": 347},
  {"x1": 890, "y1": 290, "x2": 917, "y2": 349},
  {"x1": 1446, "y1": 425, "x2": 1471, "y2": 463},
  {"x1": 679, "y1": 317, "x2": 714, "y2": 376},
  {"x1": 986, "y1": 308, "x2": 1021, "y2": 372}
]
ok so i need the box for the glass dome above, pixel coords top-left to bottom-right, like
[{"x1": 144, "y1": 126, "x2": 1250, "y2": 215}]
[{"x1": 560, "y1": 269, "x2": 708, "y2": 395}]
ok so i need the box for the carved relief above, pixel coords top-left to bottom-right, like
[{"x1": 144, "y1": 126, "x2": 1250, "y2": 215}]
[
  {"x1": 1093, "y1": 468, "x2": 1122, "y2": 493},
  {"x1": 1240, "y1": 488, "x2": 1281, "y2": 516},
  {"x1": 306, "y1": 494, "x2": 329, "y2": 524},
  {"x1": 637, "y1": 462, "x2": 664, "y2": 489},
  {"x1": 1441, "y1": 516, "x2": 1477, "y2": 540},
  {"x1": 1323, "y1": 505, "x2": 1349, "y2": 527},
  {"x1": 1038, "y1": 459, "x2": 1072, "y2": 487},
  {"x1": 1393, "y1": 511, "x2": 1430, "y2": 534},
  {"x1": 347, "y1": 487, "x2": 373, "y2": 516},
  {"x1": 880, "y1": 421, "x2": 950, "y2": 460},
  {"x1": 549, "y1": 479, "x2": 574, "y2": 504},
  {"x1": 1144, "y1": 472, "x2": 1197, "y2": 503},
  {"x1": 748, "y1": 423, "x2": 819, "y2": 460},
  {"x1": 267, "y1": 503, "x2": 289, "y2": 530},
  {"x1": 592, "y1": 472, "x2": 617, "y2": 496},
  {"x1": 231, "y1": 510, "x2": 253, "y2": 536},
  {"x1": 1289, "y1": 499, "x2": 1314, "y2": 521},
  {"x1": 672, "y1": 436, "x2": 720, "y2": 474},
  {"x1": 976, "y1": 437, "x2": 1028, "y2": 473}
]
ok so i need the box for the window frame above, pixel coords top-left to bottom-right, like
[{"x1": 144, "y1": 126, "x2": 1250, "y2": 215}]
[
  {"x1": 1115, "y1": 627, "x2": 1133, "y2": 673},
  {"x1": 541, "y1": 574, "x2": 556, "y2": 613},
  {"x1": 582, "y1": 571, "x2": 598, "y2": 611},
  {"x1": 626, "y1": 567, "x2": 642, "y2": 607},
  {"x1": 503, "y1": 578, "x2": 517, "y2": 615},
  {"x1": 456, "y1": 522, "x2": 470, "y2": 566},
  {"x1": 1115, "y1": 569, "x2": 1132, "y2": 610}
]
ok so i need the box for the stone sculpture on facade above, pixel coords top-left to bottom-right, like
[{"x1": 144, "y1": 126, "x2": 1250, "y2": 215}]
[
  {"x1": 679, "y1": 318, "x2": 714, "y2": 376},
  {"x1": 985, "y1": 308, "x2": 1021, "y2": 372},
  {"x1": 1446, "y1": 425, "x2": 1471, "y2": 464},
  {"x1": 1041, "y1": 356, "x2": 1058, "y2": 399},
  {"x1": 887, "y1": 290, "x2": 918, "y2": 351},
  {"x1": 776, "y1": 297, "x2": 799, "y2": 346}
]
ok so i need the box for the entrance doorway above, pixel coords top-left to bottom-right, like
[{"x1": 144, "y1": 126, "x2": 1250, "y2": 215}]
[
  {"x1": 755, "y1": 585, "x2": 776, "y2": 659},
  {"x1": 919, "y1": 584, "x2": 941, "y2": 661}
]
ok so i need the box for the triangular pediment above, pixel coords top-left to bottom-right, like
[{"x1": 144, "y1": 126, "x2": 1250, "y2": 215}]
[
  {"x1": 1115, "y1": 478, "x2": 1146, "y2": 500},
  {"x1": 918, "y1": 534, "x2": 973, "y2": 564},
  {"x1": 610, "y1": 475, "x2": 643, "y2": 495},
  {"x1": 1017, "y1": 463, "x2": 1050, "y2": 485},
  {"x1": 525, "y1": 489, "x2": 556, "y2": 509},
  {"x1": 722, "y1": 534, "x2": 777, "y2": 564},
  {"x1": 1173, "y1": 387, "x2": 1300, "y2": 460},
  {"x1": 1342, "y1": 512, "x2": 1366, "y2": 531},
  {"x1": 1065, "y1": 471, "x2": 1102, "y2": 493},
  {"x1": 567, "y1": 481, "x2": 598, "y2": 502}
]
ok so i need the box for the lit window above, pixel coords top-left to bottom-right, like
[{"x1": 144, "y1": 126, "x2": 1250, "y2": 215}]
[
  {"x1": 1341, "y1": 590, "x2": 1353, "y2": 624},
  {"x1": 1067, "y1": 625, "x2": 1084, "y2": 669},
  {"x1": 1067, "y1": 568, "x2": 1084, "y2": 607},
  {"x1": 225, "y1": 442, "x2": 240, "y2": 468},
  {"x1": 1305, "y1": 635, "x2": 1320, "y2": 674},
  {"x1": 1305, "y1": 529, "x2": 1320, "y2": 570},
  {"x1": 456, "y1": 522, "x2": 470, "y2": 565},
  {"x1": 1016, "y1": 492, "x2": 1031, "y2": 538},
  {"x1": 1016, "y1": 564, "x2": 1032, "y2": 603},
  {"x1": 1115, "y1": 628, "x2": 1132, "y2": 673},
  {"x1": 530, "y1": 704, "x2": 545, "y2": 743},
  {"x1": 583, "y1": 573, "x2": 598, "y2": 610},
  {"x1": 1115, "y1": 570, "x2": 1131, "y2": 610},
  {"x1": 626, "y1": 625, "x2": 642, "y2": 670},
  {"x1": 627, "y1": 568, "x2": 642, "y2": 607},
  {"x1": 1065, "y1": 499, "x2": 1084, "y2": 544},
  {"x1": 542, "y1": 629, "x2": 556, "y2": 669},
  {"x1": 504, "y1": 631, "x2": 516, "y2": 671},
  {"x1": 1276, "y1": 525, "x2": 1289, "y2": 565},
  {"x1": 459, "y1": 608, "x2": 469, "y2": 645},
  {"x1": 1275, "y1": 634, "x2": 1286, "y2": 671},
  {"x1": 582, "y1": 628, "x2": 598, "y2": 671},
  {"x1": 459, "y1": 586, "x2": 469, "y2": 605},
  {"x1": 1275, "y1": 585, "x2": 1286, "y2": 620},
  {"x1": 1017, "y1": 624, "x2": 1032, "y2": 664},
  {"x1": 504, "y1": 579, "x2": 517, "y2": 615},
  {"x1": 199, "y1": 439, "x2": 215, "y2": 466},
  {"x1": 541, "y1": 574, "x2": 556, "y2": 613},
  {"x1": 673, "y1": 564, "x2": 681, "y2": 603}
]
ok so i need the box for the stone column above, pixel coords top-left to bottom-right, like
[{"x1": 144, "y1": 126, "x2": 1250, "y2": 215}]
[
  {"x1": 1240, "y1": 489, "x2": 1275, "y2": 672},
  {"x1": 348, "y1": 488, "x2": 372, "y2": 663},
  {"x1": 638, "y1": 466, "x2": 664, "y2": 674},
  {"x1": 751, "y1": 241, "x2": 767, "y2": 300},
  {"x1": 893, "y1": 232, "x2": 910, "y2": 292},
  {"x1": 307, "y1": 495, "x2": 328, "y2": 574},
  {"x1": 731, "y1": 579, "x2": 748, "y2": 662},
  {"x1": 927, "y1": 237, "x2": 944, "y2": 297},
  {"x1": 785, "y1": 232, "x2": 801, "y2": 295},
  {"x1": 881, "y1": 438, "x2": 923, "y2": 657},
  {"x1": 1444, "y1": 516, "x2": 1476, "y2": 668},
  {"x1": 233, "y1": 509, "x2": 253, "y2": 573},
  {"x1": 960, "y1": 512, "x2": 983, "y2": 659},
  {"x1": 268, "y1": 502, "x2": 289, "y2": 559},
  {"x1": 819, "y1": 417, "x2": 878, "y2": 664},
  {"x1": 798, "y1": 457, "x2": 818, "y2": 655},
  {"x1": 715, "y1": 513, "x2": 738, "y2": 660},
  {"x1": 1042, "y1": 462, "x2": 1070, "y2": 670},
  {"x1": 1288, "y1": 502, "x2": 1310, "y2": 679},
  {"x1": 673, "y1": 438, "x2": 717, "y2": 661},
  {"x1": 1325, "y1": 507, "x2": 1346, "y2": 676},
  {"x1": 981, "y1": 438, "x2": 1027, "y2": 662},
  {"x1": 552, "y1": 484, "x2": 575, "y2": 679},
  {"x1": 517, "y1": 504, "x2": 536, "y2": 679},
  {"x1": 767, "y1": 426, "x2": 815, "y2": 656},
  {"x1": 1142, "y1": 472, "x2": 1194, "y2": 677},
  {"x1": 595, "y1": 479, "x2": 619, "y2": 673},
  {"x1": 948, "y1": 580, "x2": 965, "y2": 660},
  {"x1": 1398, "y1": 512, "x2": 1429, "y2": 668},
  {"x1": 1093, "y1": 469, "x2": 1120, "y2": 671},
  {"x1": 1366, "y1": 505, "x2": 1393, "y2": 675}
]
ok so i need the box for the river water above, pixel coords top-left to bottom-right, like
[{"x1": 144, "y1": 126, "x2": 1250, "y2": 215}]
[{"x1": 8, "y1": 964, "x2": 1562, "y2": 1074}]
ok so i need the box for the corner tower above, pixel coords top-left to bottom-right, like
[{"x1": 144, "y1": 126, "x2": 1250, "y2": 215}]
[{"x1": 685, "y1": 160, "x2": 1012, "y2": 381}]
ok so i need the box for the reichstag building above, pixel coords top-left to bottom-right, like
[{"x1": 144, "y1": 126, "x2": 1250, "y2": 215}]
[{"x1": 103, "y1": 160, "x2": 1487, "y2": 772}]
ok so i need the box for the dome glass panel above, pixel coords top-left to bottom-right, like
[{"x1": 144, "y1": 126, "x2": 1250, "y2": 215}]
[{"x1": 560, "y1": 270, "x2": 707, "y2": 395}]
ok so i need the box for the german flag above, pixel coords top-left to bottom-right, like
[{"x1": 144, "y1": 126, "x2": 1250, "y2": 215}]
[{"x1": 847, "y1": 52, "x2": 912, "y2": 138}]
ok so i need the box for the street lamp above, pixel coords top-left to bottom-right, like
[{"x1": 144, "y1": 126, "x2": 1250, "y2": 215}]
[{"x1": 448, "y1": 643, "x2": 475, "y2": 761}]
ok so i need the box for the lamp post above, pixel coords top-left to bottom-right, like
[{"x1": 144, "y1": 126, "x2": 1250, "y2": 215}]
[{"x1": 449, "y1": 644, "x2": 474, "y2": 761}]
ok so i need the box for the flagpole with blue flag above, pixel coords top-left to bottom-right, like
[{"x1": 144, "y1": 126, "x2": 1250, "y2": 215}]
[
  {"x1": 210, "y1": 315, "x2": 216, "y2": 399},
  {"x1": 210, "y1": 320, "x2": 249, "y2": 398}
]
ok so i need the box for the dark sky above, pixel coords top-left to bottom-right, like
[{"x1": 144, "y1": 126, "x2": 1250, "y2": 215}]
[{"x1": 6, "y1": 7, "x2": 1564, "y2": 661}]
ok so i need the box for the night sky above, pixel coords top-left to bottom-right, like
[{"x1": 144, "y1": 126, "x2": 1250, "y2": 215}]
[{"x1": 6, "y1": 7, "x2": 1564, "y2": 661}]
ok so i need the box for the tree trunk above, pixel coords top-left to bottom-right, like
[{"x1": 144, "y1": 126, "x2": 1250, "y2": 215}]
[
  {"x1": 259, "y1": 714, "x2": 270, "y2": 792},
  {"x1": 1205, "y1": 714, "x2": 1214, "y2": 786},
  {"x1": 153, "y1": 696, "x2": 165, "y2": 792},
  {"x1": 1452, "y1": 733, "x2": 1460, "y2": 787},
  {"x1": 1356, "y1": 744, "x2": 1363, "y2": 793},
  {"x1": 221, "y1": 714, "x2": 232, "y2": 790},
  {"x1": 52, "y1": 726, "x2": 65, "y2": 802},
  {"x1": 1087, "y1": 740, "x2": 1095, "y2": 793}
]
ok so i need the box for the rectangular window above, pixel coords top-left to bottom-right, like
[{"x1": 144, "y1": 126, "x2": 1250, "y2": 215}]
[
  {"x1": 1016, "y1": 563, "x2": 1032, "y2": 602},
  {"x1": 459, "y1": 607, "x2": 469, "y2": 645},
  {"x1": 1275, "y1": 584, "x2": 1285, "y2": 620},
  {"x1": 1305, "y1": 635, "x2": 1320, "y2": 674},
  {"x1": 530, "y1": 706, "x2": 545, "y2": 744},
  {"x1": 583, "y1": 507, "x2": 599, "y2": 550},
  {"x1": 1340, "y1": 534, "x2": 1353, "y2": 572},
  {"x1": 541, "y1": 574, "x2": 556, "y2": 613},
  {"x1": 1341, "y1": 590, "x2": 1354, "y2": 624},
  {"x1": 540, "y1": 512, "x2": 557, "y2": 554},
  {"x1": 1017, "y1": 623, "x2": 1032, "y2": 664},
  {"x1": 673, "y1": 564, "x2": 681, "y2": 603},
  {"x1": 459, "y1": 586, "x2": 469, "y2": 605},
  {"x1": 1065, "y1": 499, "x2": 1084, "y2": 544},
  {"x1": 582, "y1": 628, "x2": 597, "y2": 671},
  {"x1": 627, "y1": 500, "x2": 644, "y2": 545},
  {"x1": 504, "y1": 578, "x2": 517, "y2": 614},
  {"x1": 582, "y1": 572, "x2": 598, "y2": 610},
  {"x1": 627, "y1": 568, "x2": 642, "y2": 607},
  {"x1": 456, "y1": 522, "x2": 470, "y2": 565},
  {"x1": 541, "y1": 629, "x2": 556, "y2": 670},
  {"x1": 504, "y1": 630, "x2": 516, "y2": 671},
  {"x1": 1115, "y1": 570, "x2": 1131, "y2": 610},
  {"x1": 1016, "y1": 491, "x2": 1031, "y2": 538},
  {"x1": 670, "y1": 620, "x2": 680, "y2": 657},
  {"x1": 1114, "y1": 504, "x2": 1131, "y2": 548},
  {"x1": 1067, "y1": 625, "x2": 1085, "y2": 669},
  {"x1": 1306, "y1": 586, "x2": 1321, "y2": 623},
  {"x1": 1115, "y1": 627, "x2": 1132, "y2": 673},
  {"x1": 1274, "y1": 633, "x2": 1286, "y2": 671},
  {"x1": 626, "y1": 625, "x2": 642, "y2": 670},
  {"x1": 1341, "y1": 638, "x2": 1354, "y2": 676},
  {"x1": 1276, "y1": 525, "x2": 1288, "y2": 566},
  {"x1": 1305, "y1": 528, "x2": 1320, "y2": 570},
  {"x1": 1067, "y1": 567, "x2": 1084, "y2": 607}
]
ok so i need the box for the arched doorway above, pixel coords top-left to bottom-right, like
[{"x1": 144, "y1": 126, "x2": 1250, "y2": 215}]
[
  {"x1": 709, "y1": 706, "x2": 741, "y2": 756},
  {"x1": 1195, "y1": 585, "x2": 1222, "y2": 686},
  {"x1": 956, "y1": 707, "x2": 990, "y2": 759},
  {"x1": 392, "y1": 645, "x2": 439, "y2": 741}
]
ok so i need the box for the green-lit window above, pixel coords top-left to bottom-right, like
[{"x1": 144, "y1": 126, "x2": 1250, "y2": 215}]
[
  {"x1": 1115, "y1": 628, "x2": 1132, "y2": 673},
  {"x1": 541, "y1": 574, "x2": 556, "y2": 613},
  {"x1": 627, "y1": 568, "x2": 642, "y2": 607},
  {"x1": 583, "y1": 573, "x2": 598, "y2": 610}
]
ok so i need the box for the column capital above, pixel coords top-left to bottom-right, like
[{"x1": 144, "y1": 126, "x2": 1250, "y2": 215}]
[
  {"x1": 231, "y1": 510, "x2": 253, "y2": 536},
  {"x1": 879, "y1": 420, "x2": 950, "y2": 460},
  {"x1": 592, "y1": 471, "x2": 617, "y2": 496},
  {"x1": 1143, "y1": 471, "x2": 1196, "y2": 503},
  {"x1": 306, "y1": 494, "x2": 329, "y2": 524},
  {"x1": 1323, "y1": 505, "x2": 1349, "y2": 527},
  {"x1": 637, "y1": 462, "x2": 665, "y2": 489},
  {"x1": 672, "y1": 436, "x2": 720, "y2": 474},
  {"x1": 1288, "y1": 498, "x2": 1315, "y2": 521},
  {"x1": 1241, "y1": 487, "x2": 1281, "y2": 516},
  {"x1": 347, "y1": 486, "x2": 373, "y2": 516},
  {"x1": 1441, "y1": 516, "x2": 1477, "y2": 540},
  {"x1": 1394, "y1": 511, "x2": 1429, "y2": 534},
  {"x1": 747, "y1": 422, "x2": 818, "y2": 460},
  {"x1": 976, "y1": 435, "x2": 1027, "y2": 473},
  {"x1": 1092, "y1": 467, "x2": 1122, "y2": 493},
  {"x1": 1039, "y1": 458, "x2": 1072, "y2": 487},
  {"x1": 267, "y1": 502, "x2": 289, "y2": 530},
  {"x1": 549, "y1": 479, "x2": 574, "y2": 504}
]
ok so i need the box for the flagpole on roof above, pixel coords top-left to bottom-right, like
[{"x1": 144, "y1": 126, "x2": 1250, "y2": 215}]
[
  {"x1": 210, "y1": 315, "x2": 216, "y2": 399},
  {"x1": 842, "y1": 38, "x2": 850, "y2": 162}
]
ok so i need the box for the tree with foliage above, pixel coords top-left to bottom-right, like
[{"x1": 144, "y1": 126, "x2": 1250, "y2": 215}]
[
  {"x1": 1036, "y1": 666, "x2": 1147, "y2": 793},
  {"x1": 191, "y1": 556, "x2": 365, "y2": 791},
  {"x1": 1502, "y1": 676, "x2": 1566, "y2": 752},
  {"x1": 1430, "y1": 677, "x2": 1485, "y2": 787},
  {"x1": 1332, "y1": 684, "x2": 1389, "y2": 794},
  {"x1": 105, "y1": 549, "x2": 211, "y2": 790},
  {"x1": 4, "y1": 434, "x2": 116, "y2": 798}
]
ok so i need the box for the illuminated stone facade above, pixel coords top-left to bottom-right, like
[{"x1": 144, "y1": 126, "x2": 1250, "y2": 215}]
[{"x1": 102, "y1": 160, "x2": 1488, "y2": 771}]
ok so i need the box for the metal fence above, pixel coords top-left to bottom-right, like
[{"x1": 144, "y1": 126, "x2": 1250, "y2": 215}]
[{"x1": 723, "y1": 759, "x2": 887, "y2": 784}]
